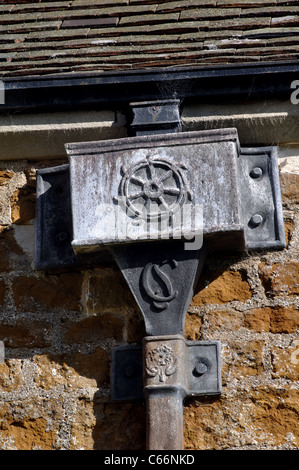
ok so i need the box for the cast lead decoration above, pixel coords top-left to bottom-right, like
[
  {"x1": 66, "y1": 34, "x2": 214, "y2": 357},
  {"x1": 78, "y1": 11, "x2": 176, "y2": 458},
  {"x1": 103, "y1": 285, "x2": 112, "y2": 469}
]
[
  {"x1": 115, "y1": 156, "x2": 192, "y2": 222},
  {"x1": 141, "y1": 259, "x2": 178, "y2": 310},
  {"x1": 145, "y1": 344, "x2": 177, "y2": 383}
]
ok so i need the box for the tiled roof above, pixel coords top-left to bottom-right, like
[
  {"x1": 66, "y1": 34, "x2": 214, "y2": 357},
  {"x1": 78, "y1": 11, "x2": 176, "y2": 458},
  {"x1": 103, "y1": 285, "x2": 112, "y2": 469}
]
[{"x1": 1, "y1": 0, "x2": 299, "y2": 77}]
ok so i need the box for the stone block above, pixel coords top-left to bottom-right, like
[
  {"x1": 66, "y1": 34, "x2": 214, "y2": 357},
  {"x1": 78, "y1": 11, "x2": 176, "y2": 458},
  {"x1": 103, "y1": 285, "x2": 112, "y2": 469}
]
[
  {"x1": 63, "y1": 313, "x2": 125, "y2": 344},
  {"x1": 272, "y1": 341, "x2": 299, "y2": 380},
  {"x1": 33, "y1": 349, "x2": 109, "y2": 390},
  {"x1": 0, "y1": 229, "x2": 30, "y2": 272},
  {"x1": 81, "y1": 268, "x2": 136, "y2": 314},
  {"x1": 0, "y1": 360, "x2": 25, "y2": 392},
  {"x1": 259, "y1": 261, "x2": 299, "y2": 297},
  {"x1": 206, "y1": 308, "x2": 245, "y2": 332},
  {"x1": 191, "y1": 269, "x2": 252, "y2": 306},
  {"x1": 86, "y1": 401, "x2": 146, "y2": 450},
  {"x1": 12, "y1": 272, "x2": 83, "y2": 312},
  {"x1": 10, "y1": 187, "x2": 36, "y2": 225},
  {"x1": 245, "y1": 306, "x2": 299, "y2": 333},
  {"x1": 0, "y1": 320, "x2": 52, "y2": 348},
  {"x1": 280, "y1": 173, "x2": 299, "y2": 206},
  {"x1": 223, "y1": 338, "x2": 265, "y2": 379}
]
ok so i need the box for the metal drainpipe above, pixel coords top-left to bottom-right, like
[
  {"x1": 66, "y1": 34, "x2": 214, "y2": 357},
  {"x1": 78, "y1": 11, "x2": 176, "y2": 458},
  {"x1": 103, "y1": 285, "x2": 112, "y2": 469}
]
[
  {"x1": 110, "y1": 100, "x2": 218, "y2": 450},
  {"x1": 144, "y1": 335, "x2": 186, "y2": 450},
  {"x1": 121, "y1": 100, "x2": 191, "y2": 450}
]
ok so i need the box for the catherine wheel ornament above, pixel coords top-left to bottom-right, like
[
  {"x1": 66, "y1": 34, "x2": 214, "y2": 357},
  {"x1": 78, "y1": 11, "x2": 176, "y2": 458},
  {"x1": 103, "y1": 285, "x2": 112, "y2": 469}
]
[{"x1": 118, "y1": 156, "x2": 192, "y2": 221}]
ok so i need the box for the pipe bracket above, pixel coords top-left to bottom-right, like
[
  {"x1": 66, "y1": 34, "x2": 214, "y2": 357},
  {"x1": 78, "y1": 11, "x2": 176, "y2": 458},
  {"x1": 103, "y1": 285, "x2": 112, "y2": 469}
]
[{"x1": 111, "y1": 336, "x2": 221, "y2": 402}]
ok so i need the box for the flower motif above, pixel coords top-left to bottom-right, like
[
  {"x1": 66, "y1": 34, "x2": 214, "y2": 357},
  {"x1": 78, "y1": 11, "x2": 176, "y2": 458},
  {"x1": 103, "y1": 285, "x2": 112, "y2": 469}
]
[{"x1": 145, "y1": 344, "x2": 177, "y2": 382}]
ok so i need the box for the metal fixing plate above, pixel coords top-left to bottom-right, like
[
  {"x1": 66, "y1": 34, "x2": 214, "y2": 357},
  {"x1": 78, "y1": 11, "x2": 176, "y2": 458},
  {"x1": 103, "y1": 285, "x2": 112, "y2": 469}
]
[
  {"x1": 111, "y1": 344, "x2": 143, "y2": 402},
  {"x1": 238, "y1": 147, "x2": 285, "y2": 250},
  {"x1": 35, "y1": 164, "x2": 77, "y2": 270},
  {"x1": 111, "y1": 340, "x2": 221, "y2": 401}
]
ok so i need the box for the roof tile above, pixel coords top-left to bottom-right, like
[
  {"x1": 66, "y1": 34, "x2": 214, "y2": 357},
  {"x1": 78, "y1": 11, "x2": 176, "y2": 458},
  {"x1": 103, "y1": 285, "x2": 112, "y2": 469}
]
[{"x1": 0, "y1": 0, "x2": 298, "y2": 77}]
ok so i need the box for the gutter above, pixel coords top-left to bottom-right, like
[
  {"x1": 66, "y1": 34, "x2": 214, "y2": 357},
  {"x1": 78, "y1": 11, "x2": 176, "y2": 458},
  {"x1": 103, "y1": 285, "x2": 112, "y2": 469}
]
[
  {"x1": 0, "y1": 61, "x2": 298, "y2": 160},
  {"x1": 1, "y1": 61, "x2": 299, "y2": 114}
]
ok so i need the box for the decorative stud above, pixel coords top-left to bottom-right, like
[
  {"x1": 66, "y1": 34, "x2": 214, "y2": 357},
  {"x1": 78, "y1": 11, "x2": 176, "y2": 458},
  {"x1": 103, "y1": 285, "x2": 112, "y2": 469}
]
[
  {"x1": 250, "y1": 213, "x2": 264, "y2": 228},
  {"x1": 250, "y1": 167, "x2": 263, "y2": 178}
]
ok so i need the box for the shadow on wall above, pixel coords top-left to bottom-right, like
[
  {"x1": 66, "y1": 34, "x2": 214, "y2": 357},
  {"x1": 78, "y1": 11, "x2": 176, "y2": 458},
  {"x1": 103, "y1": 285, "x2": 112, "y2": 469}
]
[
  {"x1": 0, "y1": 220, "x2": 247, "y2": 450},
  {"x1": 0, "y1": 170, "x2": 254, "y2": 450},
  {"x1": 0, "y1": 216, "x2": 147, "y2": 449}
]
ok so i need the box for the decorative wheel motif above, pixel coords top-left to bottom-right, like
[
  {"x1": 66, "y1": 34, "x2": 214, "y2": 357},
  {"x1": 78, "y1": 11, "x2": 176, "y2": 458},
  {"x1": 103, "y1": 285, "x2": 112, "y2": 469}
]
[{"x1": 116, "y1": 156, "x2": 192, "y2": 221}]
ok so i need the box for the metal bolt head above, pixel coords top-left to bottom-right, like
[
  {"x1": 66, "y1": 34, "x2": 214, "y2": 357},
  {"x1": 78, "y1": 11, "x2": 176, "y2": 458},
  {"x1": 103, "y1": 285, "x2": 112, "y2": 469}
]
[
  {"x1": 250, "y1": 213, "x2": 264, "y2": 227},
  {"x1": 192, "y1": 360, "x2": 208, "y2": 377},
  {"x1": 55, "y1": 231, "x2": 69, "y2": 244},
  {"x1": 124, "y1": 365, "x2": 135, "y2": 378},
  {"x1": 250, "y1": 167, "x2": 263, "y2": 179}
]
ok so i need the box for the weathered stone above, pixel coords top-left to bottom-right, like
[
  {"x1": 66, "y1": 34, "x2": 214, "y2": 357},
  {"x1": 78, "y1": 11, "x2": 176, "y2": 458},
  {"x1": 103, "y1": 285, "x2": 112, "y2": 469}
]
[
  {"x1": 81, "y1": 268, "x2": 136, "y2": 314},
  {"x1": 0, "y1": 321, "x2": 52, "y2": 348},
  {"x1": 0, "y1": 398, "x2": 63, "y2": 450},
  {"x1": 280, "y1": 173, "x2": 299, "y2": 205},
  {"x1": 0, "y1": 229, "x2": 29, "y2": 272},
  {"x1": 0, "y1": 170, "x2": 14, "y2": 186},
  {"x1": 33, "y1": 349, "x2": 109, "y2": 389},
  {"x1": 0, "y1": 360, "x2": 25, "y2": 392},
  {"x1": 33, "y1": 355, "x2": 66, "y2": 390},
  {"x1": 10, "y1": 187, "x2": 36, "y2": 224},
  {"x1": 222, "y1": 338, "x2": 265, "y2": 380},
  {"x1": 279, "y1": 153, "x2": 299, "y2": 175},
  {"x1": 90, "y1": 402, "x2": 146, "y2": 450},
  {"x1": 192, "y1": 269, "x2": 252, "y2": 306},
  {"x1": 272, "y1": 340, "x2": 299, "y2": 380},
  {"x1": 185, "y1": 312, "x2": 203, "y2": 340},
  {"x1": 66, "y1": 349, "x2": 110, "y2": 387},
  {"x1": 24, "y1": 165, "x2": 37, "y2": 188},
  {"x1": 259, "y1": 261, "x2": 299, "y2": 297},
  {"x1": 245, "y1": 306, "x2": 299, "y2": 333},
  {"x1": 63, "y1": 313, "x2": 125, "y2": 344},
  {"x1": 0, "y1": 168, "x2": 27, "y2": 225},
  {"x1": 206, "y1": 308, "x2": 244, "y2": 332},
  {"x1": 184, "y1": 387, "x2": 299, "y2": 449},
  {"x1": 70, "y1": 399, "x2": 97, "y2": 450},
  {"x1": 13, "y1": 272, "x2": 83, "y2": 312}
]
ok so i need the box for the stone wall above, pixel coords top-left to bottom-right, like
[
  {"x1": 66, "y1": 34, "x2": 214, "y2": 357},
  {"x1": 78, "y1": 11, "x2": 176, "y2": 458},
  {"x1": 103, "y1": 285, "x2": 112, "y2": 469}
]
[
  {"x1": 0, "y1": 154, "x2": 298, "y2": 450},
  {"x1": 185, "y1": 159, "x2": 299, "y2": 449}
]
